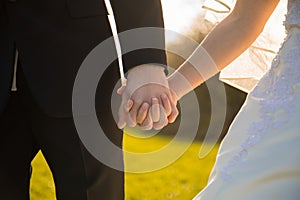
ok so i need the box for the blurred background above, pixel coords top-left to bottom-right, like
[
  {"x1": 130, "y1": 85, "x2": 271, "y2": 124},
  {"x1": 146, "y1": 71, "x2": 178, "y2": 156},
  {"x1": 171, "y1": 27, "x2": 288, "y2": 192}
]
[{"x1": 160, "y1": 0, "x2": 246, "y2": 142}]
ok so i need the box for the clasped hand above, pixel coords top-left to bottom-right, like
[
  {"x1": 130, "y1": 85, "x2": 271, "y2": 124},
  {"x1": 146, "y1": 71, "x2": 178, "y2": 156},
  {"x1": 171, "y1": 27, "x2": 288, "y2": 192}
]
[{"x1": 117, "y1": 64, "x2": 179, "y2": 130}]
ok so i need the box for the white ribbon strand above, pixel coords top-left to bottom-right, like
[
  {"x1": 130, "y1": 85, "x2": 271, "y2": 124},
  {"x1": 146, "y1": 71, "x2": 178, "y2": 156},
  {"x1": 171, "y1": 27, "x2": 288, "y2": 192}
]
[{"x1": 104, "y1": 0, "x2": 126, "y2": 86}]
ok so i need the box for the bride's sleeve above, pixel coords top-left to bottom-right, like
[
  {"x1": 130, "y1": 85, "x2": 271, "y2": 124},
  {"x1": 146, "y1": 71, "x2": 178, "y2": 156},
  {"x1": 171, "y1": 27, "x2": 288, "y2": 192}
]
[{"x1": 203, "y1": 0, "x2": 287, "y2": 93}]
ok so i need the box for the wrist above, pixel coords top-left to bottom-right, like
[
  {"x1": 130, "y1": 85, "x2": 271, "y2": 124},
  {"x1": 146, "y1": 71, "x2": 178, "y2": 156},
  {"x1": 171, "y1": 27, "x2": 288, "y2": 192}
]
[
  {"x1": 128, "y1": 64, "x2": 165, "y2": 78},
  {"x1": 167, "y1": 76, "x2": 180, "y2": 101},
  {"x1": 168, "y1": 73, "x2": 193, "y2": 100}
]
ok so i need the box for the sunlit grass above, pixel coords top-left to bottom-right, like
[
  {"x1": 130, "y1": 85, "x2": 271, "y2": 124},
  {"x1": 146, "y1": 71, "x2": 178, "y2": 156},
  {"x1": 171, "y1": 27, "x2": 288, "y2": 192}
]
[
  {"x1": 30, "y1": 151, "x2": 56, "y2": 200},
  {"x1": 30, "y1": 135, "x2": 219, "y2": 200}
]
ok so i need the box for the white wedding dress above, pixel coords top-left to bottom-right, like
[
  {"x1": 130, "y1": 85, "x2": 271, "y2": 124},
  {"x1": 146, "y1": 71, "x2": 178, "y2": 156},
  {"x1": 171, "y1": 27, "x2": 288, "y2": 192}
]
[{"x1": 194, "y1": 0, "x2": 300, "y2": 199}]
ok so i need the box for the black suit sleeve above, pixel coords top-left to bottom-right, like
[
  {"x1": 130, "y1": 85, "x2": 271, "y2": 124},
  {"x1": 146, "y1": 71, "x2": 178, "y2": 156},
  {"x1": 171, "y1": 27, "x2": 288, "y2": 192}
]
[{"x1": 112, "y1": 0, "x2": 167, "y2": 74}]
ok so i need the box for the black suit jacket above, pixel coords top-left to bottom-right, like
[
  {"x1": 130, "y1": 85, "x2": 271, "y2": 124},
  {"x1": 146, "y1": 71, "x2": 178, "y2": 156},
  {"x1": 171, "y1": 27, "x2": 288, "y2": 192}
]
[{"x1": 0, "y1": 0, "x2": 167, "y2": 117}]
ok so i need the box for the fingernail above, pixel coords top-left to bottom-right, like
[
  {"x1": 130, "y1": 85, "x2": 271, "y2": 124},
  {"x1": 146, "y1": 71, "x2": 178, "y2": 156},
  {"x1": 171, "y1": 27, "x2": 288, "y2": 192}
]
[
  {"x1": 142, "y1": 103, "x2": 149, "y2": 110},
  {"x1": 161, "y1": 94, "x2": 167, "y2": 100},
  {"x1": 152, "y1": 97, "x2": 159, "y2": 103},
  {"x1": 127, "y1": 100, "x2": 133, "y2": 107},
  {"x1": 118, "y1": 123, "x2": 125, "y2": 129}
]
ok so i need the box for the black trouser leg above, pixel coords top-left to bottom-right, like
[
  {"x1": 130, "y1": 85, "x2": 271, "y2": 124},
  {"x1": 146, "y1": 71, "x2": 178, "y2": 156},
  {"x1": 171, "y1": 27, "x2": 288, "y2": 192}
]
[
  {"x1": 0, "y1": 92, "x2": 39, "y2": 200},
  {"x1": 17, "y1": 66, "x2": 124, "y2": 200}
]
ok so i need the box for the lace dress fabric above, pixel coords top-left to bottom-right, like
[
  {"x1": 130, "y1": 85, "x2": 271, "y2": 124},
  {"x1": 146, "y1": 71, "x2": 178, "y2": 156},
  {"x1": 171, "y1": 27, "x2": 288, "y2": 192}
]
[
  {"x1": 285, "y1": 0, "x2": 300, "y2": 29},
  {"x1": 220, "y1": 0, "x2": 300, "y2": 180},
  {"x1": 194, "y1": 0, "x2": 300, "y2": 199}
]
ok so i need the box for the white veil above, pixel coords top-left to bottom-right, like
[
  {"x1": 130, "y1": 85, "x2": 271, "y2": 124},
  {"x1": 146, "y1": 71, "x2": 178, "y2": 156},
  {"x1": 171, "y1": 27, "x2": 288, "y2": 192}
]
[{"x1": 202, "y1": 0, "x2": 288, "y2": 93}]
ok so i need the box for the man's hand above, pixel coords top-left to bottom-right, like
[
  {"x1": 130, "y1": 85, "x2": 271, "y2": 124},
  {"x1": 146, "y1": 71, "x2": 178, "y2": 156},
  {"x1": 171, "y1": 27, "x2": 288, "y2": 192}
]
[
  {"x1": 122, "y1": 81, "x2": 179, "y2": 129},
  {"x1": 117, "y1": 64, "x2": 178, "y2": 130}
]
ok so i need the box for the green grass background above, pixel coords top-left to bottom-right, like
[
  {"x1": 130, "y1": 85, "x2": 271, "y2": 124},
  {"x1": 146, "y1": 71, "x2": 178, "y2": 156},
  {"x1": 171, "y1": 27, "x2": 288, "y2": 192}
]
[{"x1": 30, "y1": 134, "x2": 219, "y2": 200}]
